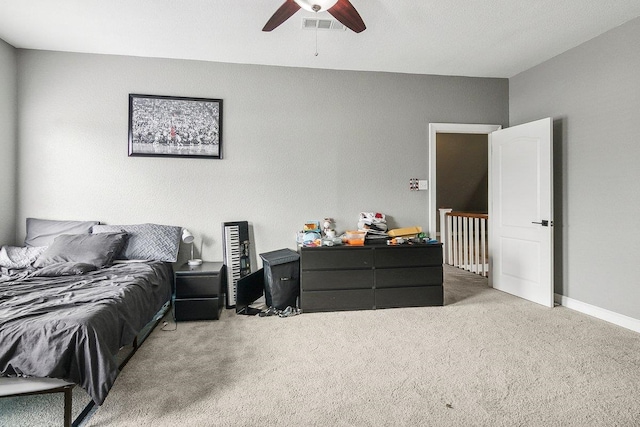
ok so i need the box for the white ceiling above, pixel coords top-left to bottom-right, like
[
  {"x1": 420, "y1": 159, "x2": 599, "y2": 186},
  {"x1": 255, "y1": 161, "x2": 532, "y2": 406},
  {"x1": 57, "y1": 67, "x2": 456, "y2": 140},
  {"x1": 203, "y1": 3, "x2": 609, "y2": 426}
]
[{"x1": 1, "y1": 0, "x2": 639, "y2": 78}]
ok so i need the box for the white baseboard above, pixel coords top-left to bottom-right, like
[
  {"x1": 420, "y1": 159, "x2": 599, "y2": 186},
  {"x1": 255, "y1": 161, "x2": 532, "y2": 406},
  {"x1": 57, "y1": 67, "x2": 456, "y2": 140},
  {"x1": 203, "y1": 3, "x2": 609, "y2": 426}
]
[{"x1": 554, "y1": 293, "x2": 640, "y2": 334}]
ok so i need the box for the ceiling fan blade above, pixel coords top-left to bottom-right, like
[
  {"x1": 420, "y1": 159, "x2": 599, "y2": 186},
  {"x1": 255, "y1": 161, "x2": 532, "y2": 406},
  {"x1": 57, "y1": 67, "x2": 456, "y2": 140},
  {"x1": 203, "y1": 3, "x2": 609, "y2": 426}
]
[
  {"x1": 328, "y1": 0, "x2": 366, "y2": 33},
  {"x1": 262, "y1": 0, "x2": 302, "y2": 32}
]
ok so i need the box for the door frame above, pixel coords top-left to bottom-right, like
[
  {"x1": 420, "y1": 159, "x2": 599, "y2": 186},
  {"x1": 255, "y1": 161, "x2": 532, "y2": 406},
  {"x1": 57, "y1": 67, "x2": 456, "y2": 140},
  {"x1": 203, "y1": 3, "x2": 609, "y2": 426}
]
[{"x1": 428, "y1": 123, "x2": 502, "y2": 242}]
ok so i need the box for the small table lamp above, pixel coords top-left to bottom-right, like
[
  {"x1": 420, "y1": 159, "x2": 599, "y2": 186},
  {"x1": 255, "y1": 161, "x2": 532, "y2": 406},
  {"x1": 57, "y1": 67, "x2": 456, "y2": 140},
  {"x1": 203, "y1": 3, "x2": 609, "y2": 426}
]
[{"x1": 181, "y1": 229, "x2": 203, "y2": 266}]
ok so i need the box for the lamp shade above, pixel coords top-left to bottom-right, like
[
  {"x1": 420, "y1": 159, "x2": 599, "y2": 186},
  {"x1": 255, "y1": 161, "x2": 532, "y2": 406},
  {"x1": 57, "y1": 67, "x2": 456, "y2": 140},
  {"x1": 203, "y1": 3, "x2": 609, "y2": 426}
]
[
  {"x1": 181, "y1": 229, "x2": 194, "y2": 244},
  {"x1": 294, "y1": 0, "x2": 338, "y2": 12}
]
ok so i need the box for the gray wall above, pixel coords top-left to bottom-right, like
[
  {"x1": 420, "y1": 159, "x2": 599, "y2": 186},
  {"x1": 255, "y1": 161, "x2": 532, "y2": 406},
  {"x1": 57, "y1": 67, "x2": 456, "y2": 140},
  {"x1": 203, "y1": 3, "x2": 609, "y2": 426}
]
[
  {"x1": 0, "y1": 39, "x2": 17, "y2": 245},
  {"x1": 510, "y1": 17, "x2": 640, "y2": 319},
  {"x1": 15, "y1": 50, "x2": 508, "y2": 263},
  {"x1": 436, "y1": 133, "x2": 488, "y2": 232}
]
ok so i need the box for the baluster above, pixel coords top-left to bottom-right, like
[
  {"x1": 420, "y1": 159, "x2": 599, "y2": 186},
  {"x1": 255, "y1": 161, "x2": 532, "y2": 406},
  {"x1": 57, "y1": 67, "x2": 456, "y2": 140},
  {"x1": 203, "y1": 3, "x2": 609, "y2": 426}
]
[
  {"x1": 473, "y1": 217, "x2": 480, "y2": 274},
  {"x1": 468, "y1": 217, "x2": 473, "y2": 273},
  {"x1": 457, "y1": 215, "x2": 463, "y2": 268},
  {"x1": 452, "y1": 215, "x2": 458, "y2": 267},
  {"x1": 481, "y1": 217, "x2": 487, "y2": 277},
  {"x1": 447, "y1": 213, "x2": 453, "y2": 265},
  {"x1": 462, "y1": 216, "x2": 469, "y2": 272}
]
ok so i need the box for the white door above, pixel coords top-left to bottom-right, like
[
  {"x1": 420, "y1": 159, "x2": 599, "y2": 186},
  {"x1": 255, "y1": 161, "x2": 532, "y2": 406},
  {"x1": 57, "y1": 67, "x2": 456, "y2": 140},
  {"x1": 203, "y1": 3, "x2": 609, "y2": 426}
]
[{"x1": 489, "y1": 117, "x2": 553, "y2": 307}]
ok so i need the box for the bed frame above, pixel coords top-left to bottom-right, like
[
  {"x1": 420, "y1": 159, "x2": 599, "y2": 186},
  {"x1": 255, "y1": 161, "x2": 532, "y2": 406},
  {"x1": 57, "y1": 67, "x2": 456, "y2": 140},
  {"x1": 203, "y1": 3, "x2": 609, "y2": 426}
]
[{"x1": 0, "y1": 301, "x2": 170, "y2": 427}]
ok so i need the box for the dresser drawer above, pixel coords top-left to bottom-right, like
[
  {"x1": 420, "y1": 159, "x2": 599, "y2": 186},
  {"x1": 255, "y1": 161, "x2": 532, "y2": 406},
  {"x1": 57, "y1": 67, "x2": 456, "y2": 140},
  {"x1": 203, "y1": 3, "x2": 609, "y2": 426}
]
[
  {"x1": 376, "y1": 286, "x2": 443, "y2": 308},
  {"x1": 301, "y1": 289, "x2": 374, "y2": 312},
  {"x1": 376, "y1": 266, "x2": 443, "y2": 289},
  {"x1": 301, "y1": 248, "x2": 373, "y2": 270},
  {"x1": 174, "y1": 297, "x2": 221, "y2": 320},
  {"x1": 374, "y1": 246, "x2": 442, "y2": 268},
  {"x1": 175, "y1": 275, "x2": 220, "y2": 298},
  {"x1": 302, "y1": 269, "x2": 373, "y2": 291}
]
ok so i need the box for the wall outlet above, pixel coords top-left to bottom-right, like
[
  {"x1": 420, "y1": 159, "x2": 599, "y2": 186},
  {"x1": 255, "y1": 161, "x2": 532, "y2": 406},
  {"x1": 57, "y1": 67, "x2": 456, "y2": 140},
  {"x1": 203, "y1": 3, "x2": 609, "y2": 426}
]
[{"x1": 418, "y1": 179, "x2": 428, "y2": 190}]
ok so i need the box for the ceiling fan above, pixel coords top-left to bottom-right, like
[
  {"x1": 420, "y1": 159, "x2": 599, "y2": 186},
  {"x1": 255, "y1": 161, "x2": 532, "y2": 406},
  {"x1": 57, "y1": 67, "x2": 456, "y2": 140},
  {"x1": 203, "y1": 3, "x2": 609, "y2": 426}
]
[{"x1": 263, "y1": 0, "x2": 366, "y2": 33}]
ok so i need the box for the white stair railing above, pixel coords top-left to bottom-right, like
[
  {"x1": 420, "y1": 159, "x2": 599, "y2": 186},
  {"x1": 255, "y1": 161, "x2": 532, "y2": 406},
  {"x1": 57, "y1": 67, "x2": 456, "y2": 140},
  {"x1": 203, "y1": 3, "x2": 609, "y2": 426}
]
[{"x1": 439, "y1": 208, "x2": 488, "y2": 277}]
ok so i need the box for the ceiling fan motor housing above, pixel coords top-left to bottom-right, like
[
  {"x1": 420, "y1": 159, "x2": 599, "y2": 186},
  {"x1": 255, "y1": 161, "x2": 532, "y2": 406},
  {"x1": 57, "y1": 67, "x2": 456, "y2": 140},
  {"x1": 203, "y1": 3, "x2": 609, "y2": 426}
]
[{"x1": 294, "y1": 0, "x2": 339, "y2": 12}]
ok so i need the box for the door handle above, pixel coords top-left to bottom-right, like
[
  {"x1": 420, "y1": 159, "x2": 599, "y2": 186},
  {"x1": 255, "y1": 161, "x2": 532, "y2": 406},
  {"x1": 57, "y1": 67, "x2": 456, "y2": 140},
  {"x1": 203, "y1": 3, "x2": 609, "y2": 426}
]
[{"x1": 531, "y1": 220, "x2": 551, "y2": 227}]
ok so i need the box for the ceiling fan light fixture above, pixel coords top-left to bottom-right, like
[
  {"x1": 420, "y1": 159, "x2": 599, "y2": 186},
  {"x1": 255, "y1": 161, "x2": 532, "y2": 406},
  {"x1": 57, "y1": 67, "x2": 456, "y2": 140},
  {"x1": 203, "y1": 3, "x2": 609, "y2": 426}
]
[
  {"x1": 263, "y1": 0, "x2": 365, "y2": 33},
  {"x1": 294, "y1": 0, "x2": 339, "y2": 13}
]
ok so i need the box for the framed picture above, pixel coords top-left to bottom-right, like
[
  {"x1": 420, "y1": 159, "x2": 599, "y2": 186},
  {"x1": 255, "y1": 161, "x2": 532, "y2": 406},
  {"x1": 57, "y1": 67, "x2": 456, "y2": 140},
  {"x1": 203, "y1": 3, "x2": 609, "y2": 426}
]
[{"x1": 128, "y1": 94, "x2": 223, "y2": 159}]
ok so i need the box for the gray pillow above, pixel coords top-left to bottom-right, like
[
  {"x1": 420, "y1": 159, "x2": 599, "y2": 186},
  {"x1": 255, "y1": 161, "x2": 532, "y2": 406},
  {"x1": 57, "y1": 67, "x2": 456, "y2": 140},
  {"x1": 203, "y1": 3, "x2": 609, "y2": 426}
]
[
  {"x1": 25, "y1": 218, "x2": 100, "y2": 247},
  {"x1": 33, "y1": 232, "x2": 128, "y2": 269},
  {"x1": 92, "y1": 223, "x2": 181, "y2": 262},
  {"x1": 33, "y1": 262, "x2": 98, "y2": 277}
]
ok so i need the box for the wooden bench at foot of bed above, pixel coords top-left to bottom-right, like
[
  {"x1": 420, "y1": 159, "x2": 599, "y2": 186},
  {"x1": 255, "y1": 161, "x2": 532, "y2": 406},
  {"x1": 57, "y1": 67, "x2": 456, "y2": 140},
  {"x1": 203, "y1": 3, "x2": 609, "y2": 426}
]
[{"x1": 0, "y1": 377, "x2": 75, "y2": 427}]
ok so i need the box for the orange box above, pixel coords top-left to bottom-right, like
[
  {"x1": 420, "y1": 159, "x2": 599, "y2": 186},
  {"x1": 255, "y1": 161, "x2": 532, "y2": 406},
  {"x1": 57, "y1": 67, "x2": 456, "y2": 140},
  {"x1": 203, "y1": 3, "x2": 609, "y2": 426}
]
[{"x1": 345, "y1": 230, "x2": 366, "y2": 246}]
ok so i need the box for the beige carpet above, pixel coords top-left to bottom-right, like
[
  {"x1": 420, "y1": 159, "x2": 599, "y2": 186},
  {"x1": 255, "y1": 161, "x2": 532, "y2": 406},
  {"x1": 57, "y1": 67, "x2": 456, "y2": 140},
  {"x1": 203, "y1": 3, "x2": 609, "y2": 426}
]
[
  {"x1": 81, "y1": 266, "x2": 640, "y2": 427},
  {"x1": 3, "y1": 266, "x2": 639, "y2": 426}
]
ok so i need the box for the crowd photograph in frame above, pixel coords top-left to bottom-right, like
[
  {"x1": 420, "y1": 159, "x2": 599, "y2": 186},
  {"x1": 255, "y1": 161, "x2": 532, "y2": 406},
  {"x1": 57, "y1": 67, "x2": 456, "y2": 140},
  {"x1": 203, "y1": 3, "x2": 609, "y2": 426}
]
[{"x1": 128, "y1": 94, "x2": 223, "y2": 159}]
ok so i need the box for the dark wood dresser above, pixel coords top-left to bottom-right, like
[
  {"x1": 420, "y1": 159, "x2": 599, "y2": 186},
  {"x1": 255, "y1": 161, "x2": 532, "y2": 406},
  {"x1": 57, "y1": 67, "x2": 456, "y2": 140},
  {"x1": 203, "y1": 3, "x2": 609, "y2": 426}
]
[{"x1": 299, "y1": 243, "x2": 443, "y2": 312}]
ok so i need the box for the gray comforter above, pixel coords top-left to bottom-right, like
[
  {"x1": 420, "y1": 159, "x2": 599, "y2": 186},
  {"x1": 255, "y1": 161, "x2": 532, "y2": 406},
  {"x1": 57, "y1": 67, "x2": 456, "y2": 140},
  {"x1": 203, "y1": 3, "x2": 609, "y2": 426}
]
[{"x1": 0, "y1": 261, "x2": 172, "y2": 404}]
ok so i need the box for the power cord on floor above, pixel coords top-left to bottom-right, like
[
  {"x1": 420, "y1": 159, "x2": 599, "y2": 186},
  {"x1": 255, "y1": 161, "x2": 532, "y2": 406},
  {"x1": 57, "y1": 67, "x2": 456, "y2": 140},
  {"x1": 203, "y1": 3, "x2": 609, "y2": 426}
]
[
  {"x1": 160, "y1": 304, "x2": 177, "y2": 331},
  {"x1": 160, "y1": 320, "x2": 177, "y2": 331}
]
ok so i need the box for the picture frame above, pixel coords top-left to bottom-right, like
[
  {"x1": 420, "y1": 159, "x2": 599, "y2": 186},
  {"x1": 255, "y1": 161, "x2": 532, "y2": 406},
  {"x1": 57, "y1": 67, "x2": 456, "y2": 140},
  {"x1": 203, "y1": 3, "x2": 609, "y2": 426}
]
[{"x1": 128, "y1": 94, "x2": 223, "y2": 159}]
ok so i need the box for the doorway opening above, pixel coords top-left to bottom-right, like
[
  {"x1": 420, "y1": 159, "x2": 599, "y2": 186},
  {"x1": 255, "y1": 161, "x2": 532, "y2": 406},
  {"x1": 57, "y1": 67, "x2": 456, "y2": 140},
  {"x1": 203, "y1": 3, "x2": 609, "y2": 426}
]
[
  {"x1": 428, "y1": 123, "x2": 501, "y2": 277},
  {"x1": 429, "y1": 123, "x2": 502, "y2": 239}
]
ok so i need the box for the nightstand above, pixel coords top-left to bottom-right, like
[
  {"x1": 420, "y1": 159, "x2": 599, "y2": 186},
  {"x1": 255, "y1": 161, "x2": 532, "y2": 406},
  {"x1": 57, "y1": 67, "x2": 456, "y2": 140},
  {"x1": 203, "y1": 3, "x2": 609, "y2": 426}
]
[{"x1": 173, "y1": 262, "x2": 224, "y2": 321}]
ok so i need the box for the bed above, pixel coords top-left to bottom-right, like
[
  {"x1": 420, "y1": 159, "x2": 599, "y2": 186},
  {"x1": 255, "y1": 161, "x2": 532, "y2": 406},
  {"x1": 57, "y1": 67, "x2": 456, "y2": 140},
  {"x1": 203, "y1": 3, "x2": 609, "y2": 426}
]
[{"x1": 0, "y1": 219, "x2": 181, "y2": 425}]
